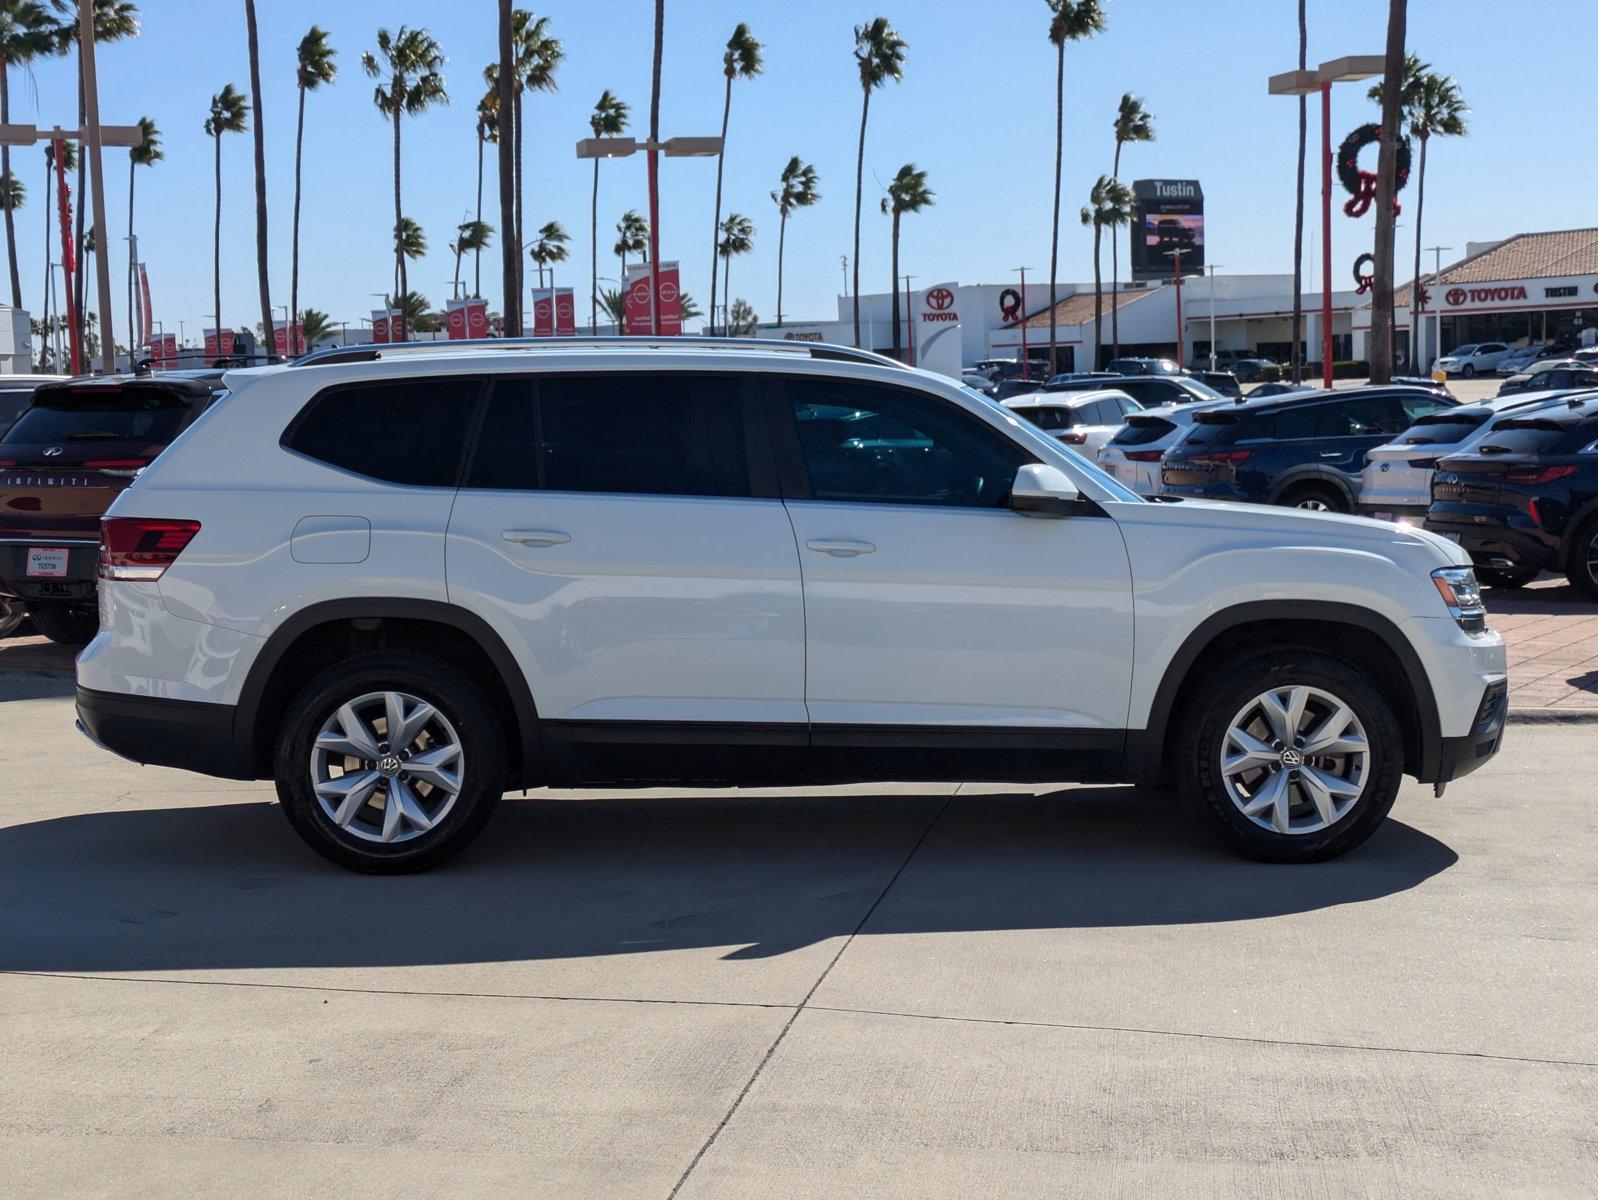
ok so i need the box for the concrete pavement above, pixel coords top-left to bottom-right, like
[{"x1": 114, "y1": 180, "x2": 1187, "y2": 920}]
[{"x1": 1, "y1": 671, "x2": 1593, "y2": 1198}]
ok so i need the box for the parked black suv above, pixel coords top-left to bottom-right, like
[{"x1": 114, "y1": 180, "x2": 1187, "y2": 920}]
[
  {"x1": 1160, "y1": 386, "x2": 1457, "y2": 512},
  {"x1": 1426, "y1": 393, "x2": 1598, "y2": 594},
  {"x1": 1051, "y1": 373, "x2": 1224, "y2": 407}
]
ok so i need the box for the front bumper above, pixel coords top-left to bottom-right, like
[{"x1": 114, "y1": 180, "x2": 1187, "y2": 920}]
[
  {"x1": 76, "y1": 686, "x2": 252, "y2": 779},
  {"x1": 1434, "y1": 679, "x2": 1507, "y2": 784}
]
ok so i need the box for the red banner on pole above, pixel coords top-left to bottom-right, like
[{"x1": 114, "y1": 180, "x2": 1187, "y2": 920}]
[
  {"x1": 272, "y1": 323, "x2": 304, "y2": 357},
  {"x1": 370, "y1": 310, "x2": 390, "y2": 344},
  {"x1": 150, "y1": 332, "x2": 177, "y2": 369},
  {"x1": 532, "y1": 289, "x2": 555, "y2": 337},
  {"x1": 138, "y1": 264, "x2": 153, "y2": 352},
  {"x1": 54, "y1": 138, "x2": 81, "y2": 374},
  {"x1": 555, "y1": 288, "x2": 576, "y2": 336},
  {"x1": 203, "y1": 328, "x2": 235, "y2": 361},
  {"x1": 466, "y1": 299, "x2": 488, "y2": 338},
  {"x1": 623, "y1": 263, "x2": 681, "y2": 336}
]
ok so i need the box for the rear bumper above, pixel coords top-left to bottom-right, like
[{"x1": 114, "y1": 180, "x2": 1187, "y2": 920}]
[
  {"x1": 1423, "y1": 514, "x2": 1560, "y2": 575},
  {"x1": 1357, "y1": 503, "x2": 1428, "y2": 521},
  {"x1": 0, "y1": 537, "x2": 98, "y2": 602},
  {"x1": 75, "y1": 686, "x2": 252, "y2": 779}
]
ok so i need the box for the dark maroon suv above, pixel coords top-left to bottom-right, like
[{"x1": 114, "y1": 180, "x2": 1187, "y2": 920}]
[{"x1": 0, "y1": 375, "x2": 219, "y2": 643}]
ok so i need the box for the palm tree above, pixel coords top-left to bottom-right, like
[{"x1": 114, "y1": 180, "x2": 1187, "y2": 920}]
[
  {"x1": 707, "y1": 23, "x2": 762, "y2": 337},
  {"x1": 204, "y1": 84, "x2": 248, "y2": 355},
  {"x1": 397, "y1": 216, "x2": 427, "y2": 261},
  {"x1": 1109, "y1": 92, "x2": 1153, "y2": 359},
  {"x1": 473, "y1": 83, "x2": 497, "y2": 298},
  {"x1": 880, "y1": 164, "x2": 933, "y2": 359},
  {"x1": 771, "y1": 155, "x2": 820, "y2": 326},
  {"x1": 362, "y1": 26, "x2": 447, "y2": 340},
  {"x1": 727, "y1": 298, "x2": 757, "y2": 336},
  {"x1": 715, "y1": 213, "x2": 754, "y2": 338},
  {"x1": 587, "y1": 89, "x2": 627, "y2": 329},
  {"x1": 1367, "y1": 0, "x2": 1408, "y2": 383},
  {"x1": 678, "y1": 292, "x2": 702, "y2": 325},
  {"x1": 1100, "y1": 178, "x2": 1135, "y2": 361},
  {"x1": 298, "y1": 307, "x2": 332, "y2": 350},
  {"x1": 614, "y1": 208, "x2": 647, "y2": 282},
  {"x1": 598, "y1": 285, "x2": 626, "y2": 331},
  {"x1": 384, "y1": 289, "x2": 439, "y2": 334},
  {"x1": 1372, "y1": 55, "x2": 1467, "y2": 369},
  {"x1": 510, "y1": 11, "x2": 562, "y2": 312},
  {"x1": 1291, "y1": 0, "x2": 1307, "y2": 380},
  {"x1": 1079, "y1": 174, "x2": 1130, "y2": 369},
  {"x1": 1046, "y1": 1, "x2": 1105, "y2": 374},
  {"x1": 291, "y1": 25, "x2": 336, "y2": 355},
  {"x1": 851, "y1": 17, "x2": 907, "y2": 348},
  {"x1": 41, "y1": 139, "x2": 73, "y2": 350},
  {"x1": 451, "y1": 219, "x2": 492, "y2": 299},
  {"x1": 0, "y1": 1, "x2": 57, "y2": 309},
  {"x1": 124, "y1": 115, "x2": 159, "y2": 356},
  {"x1": 528, "y1": 218, "x2": 568, "y2": 291},
  {"x1": 242, "y1": 0, "x2": 273, "y2": 352}
]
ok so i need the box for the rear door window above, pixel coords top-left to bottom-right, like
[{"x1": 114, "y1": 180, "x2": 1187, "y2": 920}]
[
  {"x1": 4, "y1": 389, "x2": 192, "y2": 445},
  {"x1": 284, "y1": 377, "x2": 481, "y2": 486}
]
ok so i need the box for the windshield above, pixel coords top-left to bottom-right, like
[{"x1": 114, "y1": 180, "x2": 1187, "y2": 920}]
[
  {"x1": 1449, "y1": 345, "x2": 1478, "y2": 357},
  {"x1": 2, "y1": 390, "x2": 191, "y2": 445}
]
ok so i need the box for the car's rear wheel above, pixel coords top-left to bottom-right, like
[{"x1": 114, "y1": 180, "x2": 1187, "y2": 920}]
[
  {"x1": 1478, "y1": 567, "x2": 1538, "y2": 589},
  {"x1": 273, "y1": 651, "x2": 507, "y2": 873},
  {"x1": 1175, "y1": 649, "x2": 1404, "y2": 861},
  {"x1": 28, "y1": 600, "x2": 98, "y2": 645},
  {"x1": 0, "y1": 600, "x2": 26, "y2": 639},
  {"x1": 1565, "y1": 516, "x2": 1598, "y2": 600},
  {"x1": 1462, "y1": 364, "x2": 1476, "y2": 378},
  {"x1": 1279, "y1": 483, "x2": 1347, "y2": 513}
]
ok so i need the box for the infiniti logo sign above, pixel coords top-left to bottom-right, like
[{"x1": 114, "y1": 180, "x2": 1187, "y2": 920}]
[{"x1": 43, "y1": 446, "x2": 63, "y2": 457}]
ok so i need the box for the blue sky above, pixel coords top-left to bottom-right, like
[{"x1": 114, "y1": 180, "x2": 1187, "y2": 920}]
[{"x1": 7, "y1": 0, "x2": 1588, "y2": 342}]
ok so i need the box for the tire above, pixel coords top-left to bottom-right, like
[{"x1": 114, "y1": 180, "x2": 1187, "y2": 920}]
[
  {"x1": 1478, "y1": 567, "x2": 1537, "y2": 589},
  {"x1": 0, "y1": 600, "x2": 26, "y2": 639},
  {"x1": 29, "y1": 601, "x2": 98, "y2": 645},
  {"x1": 1278, "y1": 483, "x2": 1347, "y2": 514},
  {"x1": 1462, "y1": 364, "x2": 1476, "y2": 378},
  {"x1": 1565, "y1": 516, "x2": 1598, "y2": 600},
  {"x1": 273, "y1": 650, "x2": 508, "y2": 873},
  {"x1": 1174, "y1": 649, "x2": 1404, "y2": 862}
]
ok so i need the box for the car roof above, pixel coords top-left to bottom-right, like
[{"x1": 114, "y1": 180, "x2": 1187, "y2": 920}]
[
  {"x1": 1217, "y1": 383, "x2": 1448, "y2": 416},
  {"x1": 1483, "y1": 391, "x2": 1598, "y2": 428},
  {"x1": 1002, "y1": 388, "x2": 1132, "y2": 411}
]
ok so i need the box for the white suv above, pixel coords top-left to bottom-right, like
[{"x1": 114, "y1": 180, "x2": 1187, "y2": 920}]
[{"x1": 76, "y1": 339, "x2": 1508, "y2": 872}]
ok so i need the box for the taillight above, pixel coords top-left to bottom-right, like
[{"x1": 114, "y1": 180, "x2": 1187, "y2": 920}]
[
  {"x1": 1055, "y1": 431, "x2": 1089, "y2": 445},
  {"x1": 1504, "y1": 465, "x2": 1576, "y2": 485},
  {"x1": 99, "y1": 517, "x2": 201, "y2": 581},
  {"x1": 84, "y1": 458, "x2": 149, "y2": 478},
  {"x1": 1189, "y1": 448, "x2": 1253, "y2": 465},
  {"x1": 1407, "y1": 458, "x2": 1435, "y2": 468},
  {"x1": 1124, "y1": 450, "x2": 1164, "y2": 462}
]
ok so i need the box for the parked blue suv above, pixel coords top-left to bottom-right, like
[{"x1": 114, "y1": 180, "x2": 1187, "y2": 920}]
[{"x1": 1160, "y1": 386, "x2": 1458, "y2": 511}]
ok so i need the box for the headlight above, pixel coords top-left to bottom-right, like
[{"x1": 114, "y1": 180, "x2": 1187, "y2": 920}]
[{"x1": 1432, "y1": 566, "x2": 1485, "y2": 632}]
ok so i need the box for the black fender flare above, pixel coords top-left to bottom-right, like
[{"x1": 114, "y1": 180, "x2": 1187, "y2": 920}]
[
  {"x1": 1127, "y1": 599, "x2": 1442, "y2": 783},
  {"x1": 1267, "y1": 466, "x2": 1356, "y2": 508},
  {"x1": 232, "y1": 597, "x2": 542, "y2": 783}
]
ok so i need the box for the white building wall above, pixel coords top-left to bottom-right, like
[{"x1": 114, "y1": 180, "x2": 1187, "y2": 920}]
[{"x1": 0, "y1": 307, "x2": 33, "y2": 373}]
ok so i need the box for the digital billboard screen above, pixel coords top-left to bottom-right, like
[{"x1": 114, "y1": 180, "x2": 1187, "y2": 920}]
[{"x1": 1131, "y1": 179, "x2": 1204, "y2": 280}]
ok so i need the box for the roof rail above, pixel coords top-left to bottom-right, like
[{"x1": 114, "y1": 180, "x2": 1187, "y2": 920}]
[{"x1": 290, "y1": 335, "x2": 911, "y2": 371}]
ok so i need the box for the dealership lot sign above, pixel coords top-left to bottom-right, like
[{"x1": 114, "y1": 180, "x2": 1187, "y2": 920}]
[{"x1": 1435, "y1": 276, "x2": 1597, "y2": 311}]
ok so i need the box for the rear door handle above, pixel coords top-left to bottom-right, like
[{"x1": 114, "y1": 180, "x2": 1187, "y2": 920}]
[
  {"x1": 806, "y1": 538, "x2": 876, "y2": 557},
  {"x1": 1319, "y1": 451, "x2": 1342, "y2": 458},
  {"x1": 501, "y1": 529, "x2": 571, "y2": 547}
]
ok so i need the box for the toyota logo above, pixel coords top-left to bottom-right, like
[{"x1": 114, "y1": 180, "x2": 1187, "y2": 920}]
[
  {"x1": 1445, "y1": 287, "x2": 1467, "y2": 307},
  {"x1": 43, "y1": 446, "x2": 63, "y2": 457},
  {"x1": 926, "y1": 287, "x2": 955, "y2": 311}
]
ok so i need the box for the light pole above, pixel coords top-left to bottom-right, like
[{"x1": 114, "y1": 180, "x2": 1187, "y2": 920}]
[
  {"x1": 1269, "y1": 55, "x2": 1385, "y2": 389},
  {"x1": 575, "y1": 135, "x2": 723, "y2": 335},
  {"x1": 1204, "y1": 262, "x2": 1225, "y2": 370},
  {"x1": 1164, "y1": 248, "x2": 1188, "y2": 370},
  {"x1": 1426, "y1": 245, "x2": 1451, "y2": 375}
]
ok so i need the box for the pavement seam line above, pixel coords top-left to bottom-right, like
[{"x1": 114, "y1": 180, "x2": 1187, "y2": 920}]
[
  {"x1": 663, "y1": 789, "x2": 958, "y2": 1200},
  {"x1": 802, "y1": 1004, "x2": 1598, "y2": 1070}
]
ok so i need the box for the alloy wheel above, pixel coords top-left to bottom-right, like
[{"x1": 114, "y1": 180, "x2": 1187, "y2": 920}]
[
  {"x1": 1219, "y1": 685, "x2": 1369, "y2": 835},
  {"x1": 309, "y1": 690, "x2": 465, "y2": 844},
  {"x1": 1295, "y1": 496, "x2": 1331, "y2": 511}
]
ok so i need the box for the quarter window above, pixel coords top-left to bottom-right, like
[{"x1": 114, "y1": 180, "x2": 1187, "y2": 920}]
[
  {"x1": 785, "y1": 380, "x2": 1028, "y2": 508},
  {"x1": 283, "y1": 378, "x2": 480, "y2": 486}
]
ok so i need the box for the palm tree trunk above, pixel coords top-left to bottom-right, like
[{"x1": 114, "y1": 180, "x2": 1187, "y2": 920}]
[
  {"x1": 1111, "y1": 141, "x2": 1122, "y2": 357},
  {"x1": 1048, "y1": 41, "x2": 1063, "y2": 373},
  {"x1": 589, "y1": 159, "x2": 598, "y2": 330},
  {"x1": 0, "y1": 60, "x2": 20, "y2": 309},
  {"x1": 453, "y1": 240, "x2": 464, "y2": 296},
  {"x1": 245, "y1": 0, "x2": 272, "y2": 357},
  {"x1": 1369, "y1": 0, "x2": 1408, "y2": 384},
  {"x1": 889, "y1": 211, "x2": 901, "y2": 356},
  {"x1": 126, "y1": 160, "x2": 135, "y2": 360},
  {"x1": 475, "y1": 131, "x2": 485, "y2": 298},
  {"x1": 1290, "y1": 0, "x2": 1307, "y2": 381},
  {"x1": 513, "y1": 86, "x2": 524, "y2": 321},
  {"x1": 1091, "y1": 222, "x2": 1103, "y2": 369},
  {"x1": 776, "y1": 208, "x2": 787, "y2": 325},
  {"x1": 709, "y1": 72, "x2": 731, "y2": 338},
  {"x1": 212, "y1": 131, "x2": 222, "y2": 359},
  {"x1": 852, "y1": 86, "x2": 870, "y2": 348},
  {"x1": 41, "y1": 153, "x2": 50, "y2": 351},
  {"x1": 74, "y1": 66, "x2": 86, "y2": 359},
  {"x1": 496, "y1": 0, "x2": 518, "y2": 336},
  {"x1": 392, "y1": 102, "x2": 405, "y2": 338},
  {"x1": 292, "y1": 81, "x2": 307, "y2": 350},
  {"x1": 722, "y1": 252, "x2": 731, "y2": 335},
  {"x1": 1412, "y1": 134, "x2": 1428, "y2": 367}
]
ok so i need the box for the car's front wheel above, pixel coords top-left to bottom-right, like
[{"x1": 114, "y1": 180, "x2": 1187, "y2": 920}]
[
  {"x1": 1176, "y1": 649, "x2": 1404, "y2": 861},
  {"x1": 1279, "y1": 482, "x2": 1347, "y2": 513},
  {"x1": 1462, "y1": 364, "x2": 1476, "y2": 377},
  {"x1": 273, "y1": 651, "x2": 507, "y2": 873}
]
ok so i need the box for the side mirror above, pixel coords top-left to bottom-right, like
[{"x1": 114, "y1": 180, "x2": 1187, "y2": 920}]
[{"x1": 1010, "y1": 463, "x2": 1087, "y2": 518}]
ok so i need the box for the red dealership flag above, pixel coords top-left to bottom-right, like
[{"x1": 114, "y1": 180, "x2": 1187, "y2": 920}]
[
  {"x1": 532, "y1": 288, "x2": 555, "y2": 336},
  {"x1": 623, "y1": 262, "x2": 681, "y2": 336},
  {"x1": 203, "y1": 328, "x2": 235, "y2": 360},
  {"x1": 466, "y1": 299, "x2": 488, "y2": 338},
  {"x1": 370, "y1": 310, "x2": 390, "y2": 344}
]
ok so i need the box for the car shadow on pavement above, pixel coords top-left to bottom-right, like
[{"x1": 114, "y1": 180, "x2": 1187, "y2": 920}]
[{"x1": 0, "y1": 787, "x2": 1456, "y2": 973}]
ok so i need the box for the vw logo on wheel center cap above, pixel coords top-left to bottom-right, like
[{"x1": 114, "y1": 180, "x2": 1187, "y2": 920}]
[
  {"x1": 1280, "y1": 747, "x2": 1304, "y2": 768},
  {"x1": 377, "y1": 754, "x2": 402, "y2": 777}
]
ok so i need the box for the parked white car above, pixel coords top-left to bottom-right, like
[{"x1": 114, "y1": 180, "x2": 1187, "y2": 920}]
[
  {"x1": 1494, "y1": 345, "x2": 1552, "y2": 377},
  {"x1": 1359, "y1": 389, "x2": 1583, "y2": 524},
  {"x1": 1000, "y1": 388, "x2": 1142, "y2": 456},
  {"x1": 76, "y1": 337, "x2": 1506, "y2": 871},
  {"x1": 1096, "y1": 398, "x2": 1236, "y2": 495},
  {"x1": 1433, "y1": 342, "x2": 1512, "y2": 377}
]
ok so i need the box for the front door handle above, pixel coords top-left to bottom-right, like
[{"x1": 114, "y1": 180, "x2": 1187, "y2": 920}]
[
  {"x1": 1319, "y1": 451, "x2": 1342, "y2": 458},
  {"x1": 806, "y1": 538, "x2": 876, "y2": 557},
  {"x1": 501, "y1": 529, "x2": 571, "y2": 548}
]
